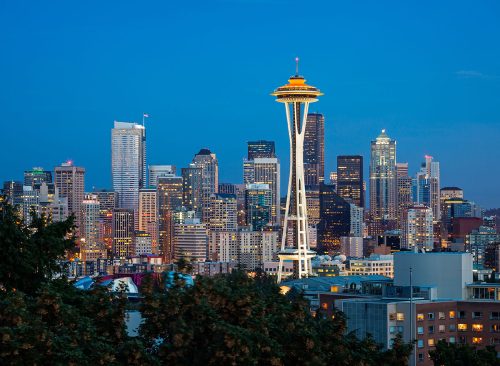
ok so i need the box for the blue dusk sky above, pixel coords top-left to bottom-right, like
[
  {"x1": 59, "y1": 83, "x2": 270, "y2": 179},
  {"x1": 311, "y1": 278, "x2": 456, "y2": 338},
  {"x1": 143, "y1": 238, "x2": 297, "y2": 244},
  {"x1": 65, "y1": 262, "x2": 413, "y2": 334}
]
[{"x1": 1, "y1": 0, "x2": 499, "y2": 208}]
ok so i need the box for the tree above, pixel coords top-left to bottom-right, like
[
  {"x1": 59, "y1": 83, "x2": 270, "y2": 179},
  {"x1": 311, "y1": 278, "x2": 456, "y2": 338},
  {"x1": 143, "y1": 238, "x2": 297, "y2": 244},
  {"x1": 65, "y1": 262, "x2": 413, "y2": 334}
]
[
  {"x1": 140, "y1": 270, "x2": 413, "y2": 365},
  {"x1": 0, "y1": 201, "x2": 75, "y2": 294},
  {"x1": 429, "y1": 340, "x2": 500, "y2": 366},
  {"x1": 0, "y1": 200, "x2": 151, "y2": 365}
]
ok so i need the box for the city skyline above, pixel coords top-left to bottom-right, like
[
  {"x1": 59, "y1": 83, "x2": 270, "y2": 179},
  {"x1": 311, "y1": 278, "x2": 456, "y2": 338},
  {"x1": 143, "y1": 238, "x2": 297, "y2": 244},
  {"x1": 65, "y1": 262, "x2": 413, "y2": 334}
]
[{"x1": 2, "y1": 1, "x2": 500, "y2": 208}]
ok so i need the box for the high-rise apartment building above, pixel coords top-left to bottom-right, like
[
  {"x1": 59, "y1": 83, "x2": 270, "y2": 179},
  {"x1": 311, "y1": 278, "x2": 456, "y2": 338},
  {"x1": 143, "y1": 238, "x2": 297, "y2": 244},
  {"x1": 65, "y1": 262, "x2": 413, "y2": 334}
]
[
  {"x1": 337, "y1": 155, "x2": 364, "y2": 207},
  {"x1": 208, "y1": 193, "x2": 238, "y2": 259},
  {"x1": 81, "y1": 194, "x2": 106, "y2": 263},
  {"x1": 401, "y1": 205, "x2": 434, "y2": 251},
  {"x1": 191, "y1": 149, "x2": 218, "y2": 223},
  {"x1": 54, "y1": 161, "x2": 85, "y2": 230},
  {"x1": 24, "y1": 167, "x2": 52, "y2": 187},
  {"x1": 247, "y1": 140, "x2": 275, "y2": 160},
  {"x1": 112, "y1": 208, "x2": 135, "y2": 258},
  {"x1": 111, "y1": 121, "x2": 146, "y2": 220},
  {"x1": 93, "y1": 189, "x2": 117, "y2": 251},
  {"x1": 174, "y1": 218, "x2": 208, "y2": 262},
  {"x1": 304, "y1": 113, "x2": 325, "y2": 187},
  {"x1": 148, "y1": 165, "x2": 175, "y2": 187},
  {"x1": 133, "y1": 231, "x2": 153, "y2": 255},
  {"x1": 157, "y1": 176, "x2": 183, "y2": 261},
  {"x1": 243, "y1": 157, "x2": 280, "y2": 225},
  {"x1": 369, "y1": 130, "x2": 397, "y2": 222},
  {"x1": 350, "y1": 203, "x2": 364, "y2": 238},
  {"x1": 138, "y1": 188, "x2": 158, "y2": 253}
]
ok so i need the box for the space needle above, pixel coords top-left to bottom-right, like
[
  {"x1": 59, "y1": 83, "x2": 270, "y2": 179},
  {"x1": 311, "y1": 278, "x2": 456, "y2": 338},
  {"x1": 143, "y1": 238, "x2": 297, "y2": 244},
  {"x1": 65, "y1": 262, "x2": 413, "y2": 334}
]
[{"x1": 272, "y1": 58, "x2": 323, "y2": 282}]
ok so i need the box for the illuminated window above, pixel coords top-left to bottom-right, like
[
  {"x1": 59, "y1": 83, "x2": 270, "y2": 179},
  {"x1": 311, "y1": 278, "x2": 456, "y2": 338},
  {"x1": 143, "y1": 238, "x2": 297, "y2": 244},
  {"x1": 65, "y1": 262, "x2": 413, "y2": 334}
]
[
  {"x1": 439, "y1": 312, "x2": 445, "y2": 320},
  {"x1": 449, "y1": 336, "x2": 456, "y2": 343},
  {"x1": 472, "y1": 337, "x2": 482, "y2": 344},
  {"x1": 330, "y1": 286, "x2": 339, "y2": 293},
  {"x1": 417, "y1": 326, "x2": 424, "y2": 334},
  {"x1": 417, "y1": 313, "x2": 424, "y2": 321},
  {"x1": 472, "y1": 324, "x2": 483, "y2": 332},
  {"x1": 458, "y1": 324, "x2": 467, "y2": 332},
  {"x1": 417, "y1": 340, "x2": 424, "y2": 348},
  {"x1": 449, "y1": 310, "x2": 456, "y2": 319},
  {"x1": 428, "y1": 338, "x2": 435, "y2": 347},
  {"x1": 439, "y1": 325, "x2": 446, "y2": 333},
  {"x1": 321, "y1": 303, "x2": 328, "y2": 310},
  {"x1": 397, "y1": 313, "x2": 405, "y2": 321},
  {"x1": 491, "y1": 324, "x2": 500, "y2": 333}
]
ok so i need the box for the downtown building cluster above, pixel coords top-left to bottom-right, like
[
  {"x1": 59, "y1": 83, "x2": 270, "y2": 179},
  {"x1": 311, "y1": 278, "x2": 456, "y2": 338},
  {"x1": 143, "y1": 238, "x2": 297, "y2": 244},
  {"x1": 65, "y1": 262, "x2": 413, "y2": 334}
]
[{"x1": 3, "y1": 114, "x2": 500, "y2": 364}]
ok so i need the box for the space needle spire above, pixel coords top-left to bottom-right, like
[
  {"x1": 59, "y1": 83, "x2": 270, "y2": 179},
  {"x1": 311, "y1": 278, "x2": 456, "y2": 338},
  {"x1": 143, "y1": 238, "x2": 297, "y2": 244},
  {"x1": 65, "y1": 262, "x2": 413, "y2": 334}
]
[{"x1": 272, "y1": 59, "x2": 323, "y2": 282}]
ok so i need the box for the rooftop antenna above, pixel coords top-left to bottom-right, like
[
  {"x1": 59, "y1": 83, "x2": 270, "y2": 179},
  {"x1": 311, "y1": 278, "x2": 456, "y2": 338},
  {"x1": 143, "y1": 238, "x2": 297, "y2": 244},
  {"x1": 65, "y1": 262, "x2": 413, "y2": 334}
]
[{"x1": 295, "y1": 57, "x2": 299, "y2": 76}]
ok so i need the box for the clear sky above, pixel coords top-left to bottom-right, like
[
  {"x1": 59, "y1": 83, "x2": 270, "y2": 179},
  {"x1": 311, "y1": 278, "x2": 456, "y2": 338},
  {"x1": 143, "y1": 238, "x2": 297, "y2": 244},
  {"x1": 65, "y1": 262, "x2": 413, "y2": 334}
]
[{"x1": 1, "y1": 0, "x2": 499, "y2": 208}]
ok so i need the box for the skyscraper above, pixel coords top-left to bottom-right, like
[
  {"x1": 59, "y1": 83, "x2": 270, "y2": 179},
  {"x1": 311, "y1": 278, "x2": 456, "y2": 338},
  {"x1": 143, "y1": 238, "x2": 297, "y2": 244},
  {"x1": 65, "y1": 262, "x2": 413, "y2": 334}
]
[
  {"x1": 208, "y1": 193, "x2": 238, "y2": 259},
  {"x1": 181, "y1": 165, "x2": 203, "y2": 218},
  {"x1": 413, "y1": 155, "x2": 440, "y2": 221},
  {"x1": 272, "y1": 64, "x2": 322, "y2": 281},
  {"x1": 111, "y1": 121, "x2": 146, "y2": 221},
  {"x1": 317, "y1": 184, "x2": 351, "y2": 253},
  {"x1": 337, "y1": 155, "x2": 364, "y2": 207},
  {"x1": 247, "y1": 140, "x2": 275, "y2": 160},
  {"x1": 369, "y1": 130, "x2": 397, "y2": 223},
  {"x1": 157, "y1": 176, "x2": 183, "y2": 261},
  {"x1": 2, "y1": 181, "x2": 23, "y2": 206},
  {"x1": 191, "y1": 149, "x2": 218, "y2": 223},
  {"x1": 112, "y1": 208, "x2": 135, "y2": 258},
  {"x1": 396, "y1": 162, "x2": 413, "y2": 225},
  {"x1": 243, "y1": 157, "x2": 281, "y2": 225},
  {"x1": 93, "y1": 189, "x2": 117, "y2": 252},
  {"x1": 174, "y1": 218, "x2": 208, "y2": 262},
  {"x1": 138, "y1": 188, "x2": 158, "y2": 253},
  {"x1": 148, "y1": 165, "x2": 176, "y2": 187},
  {"x1": 54, "y1": 161, "x2": 85, "y2": 230},
  {"x1": 23, "y1": 167, "x2": 52, "y2": 187},
  {"x1": 401, "y1": 205, "x2": 434, "y2": 251},
  {"x1": 81, "y1": 194, "x2": 106, "y2": 264},
  {"x1": 245, "y1": 183, "x2": 272, "y2": 231},
  {"x1": 303, "y1": 113, "x2": 325, "y2": 187}
]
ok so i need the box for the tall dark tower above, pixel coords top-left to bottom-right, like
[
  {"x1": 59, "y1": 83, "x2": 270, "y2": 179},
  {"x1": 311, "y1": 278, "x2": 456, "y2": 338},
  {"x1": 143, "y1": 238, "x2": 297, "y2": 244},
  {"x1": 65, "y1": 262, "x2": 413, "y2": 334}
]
[
  {"x1": 303, "y1": 113, "x2": 325, "y2": 187},
  {"x1": 337, "y1": 155, "x2": 364, "y2": 207},
  {"x1": 247, "y1": 140, "x2": 276, "y2": 160}
]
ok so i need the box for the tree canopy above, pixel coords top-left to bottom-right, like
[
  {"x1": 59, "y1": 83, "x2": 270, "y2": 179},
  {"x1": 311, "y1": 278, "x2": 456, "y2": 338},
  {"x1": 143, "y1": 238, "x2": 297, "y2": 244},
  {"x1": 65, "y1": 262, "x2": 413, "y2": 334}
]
[{"x1": 0, "y1": 198, "x2": 414, "y2": 365}]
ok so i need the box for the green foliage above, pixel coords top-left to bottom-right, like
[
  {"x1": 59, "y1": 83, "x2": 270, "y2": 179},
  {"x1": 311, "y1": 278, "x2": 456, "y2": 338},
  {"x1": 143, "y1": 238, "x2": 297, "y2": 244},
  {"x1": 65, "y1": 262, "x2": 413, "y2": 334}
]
[
  {"x1": 0, "y1": 200, "x2": 151, "y2": 365},
  {"x1": 0, "y1": 199, "x2": 444, "y2": 365},
  {"x1": 0, "y1": 200, "x2": 75, "y2": 294},
  {"x1": 429, "y1": 340, "x2": 500, "y2": 366},
  {"x1": 139, "y1": 271, "x2": 413, "y2": 365}
]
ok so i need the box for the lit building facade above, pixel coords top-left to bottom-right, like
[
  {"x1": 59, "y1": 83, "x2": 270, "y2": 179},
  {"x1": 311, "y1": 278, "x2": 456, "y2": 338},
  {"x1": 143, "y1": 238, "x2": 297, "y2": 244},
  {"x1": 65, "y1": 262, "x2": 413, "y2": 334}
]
[
  {"x1": 401, "y1": 205, "x2": 434, "y2": 251},
  {"x1": 174, "y1": 218, "x2": 208, "y2": 262},
  {"x1": 138, "y1": 188, "x2": 158, "y2": 253},
  {"x1": 369, "y1": 130, "x2": 397, "y2": 223},
  {"x1": 111, "y1": 121, "x2": 146, "y2": 221},
  {"x1": 337, "y1": 155, "x2": 363, "y2": 207},
  {"x1": 318, "y1": 184, "x2": 350, "y2": 254},
  {"x1": 148, "y1": 165, "x2": 175, "y2": 187},
  {"x1": 54, "y1": 161, "x2": 85, "y2": 230},
  {"x1": 245, "y1": 183, "x2": 272, "y2": 231},
  {"x1": 112, "y1": 208, "x2": 135, "y2": 258},
  {"x1": 303, "y1": 113, "x2": 325, "y2": 187},
  {"x1": 191, "y1": 149, "x2": 218, "y2": 223}
]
